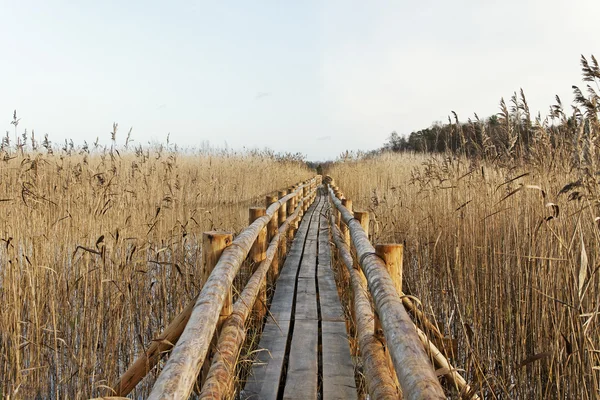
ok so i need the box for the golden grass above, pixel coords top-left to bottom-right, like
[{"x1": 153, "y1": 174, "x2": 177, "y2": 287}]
[
  {"x1": 326, "y1": 152, "x2": 600, "y2": 399},
  {"x1": 0, "y1": 148, "x2": 312, "y2": 398}
]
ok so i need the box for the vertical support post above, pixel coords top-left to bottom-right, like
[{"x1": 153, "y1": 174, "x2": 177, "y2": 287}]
[
  {"x1": 249, "y1": 207, "x2": 268, "y2": 322},
  {"x1": 200, "y1": 231, "x2": 233, "y2": 385},
  {"x1": 375, "y1": 243, "x2": 404, "y2": 388},
  {"x1": 376, "y1": 244, "x2": 403, "y2": 295},
  {"x1": 278, "y1": 190, "x2": 288, "y2": 258},
  {"x1": 266, "y1": 195, "x2": 279, "y2": 283},
  {"x1": 202, "y1": 231, "x2": 234, "y2": 328},
  {"x1": 354, "y1": 211, "x2": 369, "y2": 238},
  {"x1": 288, "y1": 186, "x2": 296, "y2": 218},
  {"x1": 290, "y1": 186, "x2": 299, "y2": 234},
  {"x1": 302, "y1": 185, "x2": 308, "y2": 212}
]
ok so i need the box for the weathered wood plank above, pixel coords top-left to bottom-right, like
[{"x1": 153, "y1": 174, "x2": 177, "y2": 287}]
[
  {"x1": 294, "y1": 277, "x2": 317, "y2": 320},
  {"x1": 267, "y1": 277, "x2": 295, "y2": 322},
  {"x1": 242, "y1": 320, "x2": 290, "y2": 399},
  {"x1": 297, "y1": 238, "x2": 317, "y2": 278},
  {"x1": 318, "y1": 273, "x2": 346, "y2": 322},
  {"x1": 283, "y1": 320, "x2": 318, "y2": 400},
  {"x1": 322, "y1": 321, "x2": 357, "y2": 399}
]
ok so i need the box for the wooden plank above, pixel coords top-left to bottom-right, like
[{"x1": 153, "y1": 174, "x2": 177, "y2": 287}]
[
  {"x1": 318, "y1": 273, "x2": 345, "y2": 322},
  {"x1": 294, "y1": 277, "x2": 317, "y2": 320},
  {"x1": 268, "y1": 277, "x2": 295, "y2": 322},
  {"x1": 322, "y1": 321, "x2": 357, "y2": 399},
  {"x1": 242, "y1": 319, "x2": 290, "y2": 399},
  {"x1": 297, "y1": 238, "x2": 317, "y2": 278},
  {"x1": 317, "y1": 223, "x2": 332, "y2": 278},
  {"x1": 282, "y1": 320, "x2": 318, "y2": 400},
  {"x1": 277, "y1": 247, "x2": 303, "y2": 279}
]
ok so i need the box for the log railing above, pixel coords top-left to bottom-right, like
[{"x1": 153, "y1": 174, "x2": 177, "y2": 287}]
[
  {"x1": 112, "y1": 176, "x2": 320, "y2": 399},
  {"x1": 327, "y1": 179, "x2": 478, "y2": 400}
]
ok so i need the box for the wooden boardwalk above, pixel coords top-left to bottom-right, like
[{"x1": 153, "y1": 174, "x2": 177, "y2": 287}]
[
  {"x1": 243, "y1": 191, "x2": 357, "y2": 400},
  {"x1": 112, "y1": 178, "x2": 465, "y2": 399}
]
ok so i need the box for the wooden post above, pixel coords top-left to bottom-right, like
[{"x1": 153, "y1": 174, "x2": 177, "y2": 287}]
[
  {"x1": 302, "y1": 185, "x2": 308, "y2": 212},
  {"x1": 288, "y1": 186, "x2": 296, "y2": 218},
  {"x1": 278, "y1": 190, "x2": 288, "y2": 227},
  {"x1": 201, "y1": 231, "x2": 233, "y2": 386},
  {"x1": 278, "y1": 190, "x2": 288, "y2": 259},
  {"x1": 249, "y1": 207, "x2": 268, "y2": 322},
  {"x1": 375, "y1": 243, "x2": 403, "y2": 389},
  {"x1": 266, "y1": 195, "x2": 279, "y2": 284},
  {"x1": 203, "y1": 232, "x2": 234, "y2": 328},
  {"x1": 376, "y1": 244, "x2": 403, "y2": 295},
  {"x1": 354, "y1": 211, "x2": 369, "y2": 237}
]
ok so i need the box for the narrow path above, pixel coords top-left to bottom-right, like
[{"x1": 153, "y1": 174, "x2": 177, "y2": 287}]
[{"x1": 243, "y1": 189, "x2": 356, "y2": 400}]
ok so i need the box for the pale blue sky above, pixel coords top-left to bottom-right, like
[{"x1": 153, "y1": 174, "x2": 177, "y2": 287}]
[{"x1": 1, "y1": 1, "x2": 598, "y2": 160}]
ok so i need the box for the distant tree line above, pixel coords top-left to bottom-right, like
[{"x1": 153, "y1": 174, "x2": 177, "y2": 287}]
[{"x1": 381, "y1": 55, "x2": 600, "y2": 171}]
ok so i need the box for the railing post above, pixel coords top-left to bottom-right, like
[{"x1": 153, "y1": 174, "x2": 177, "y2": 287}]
[
  {"x1": 201, "y1": 231, "x2": 233, "y2": 384},
  {"x1": 249, "y1": 207, "x2": 268, "y2": 322},
  {"x1": 376, "y1": 244, "x2": 403, "y2": 295},
  {"x1": 266, "y1": 195, "x2": 279, "y2": 284},
  {"x1": 202, "y1": 232, "x2": 234, "y2": 328},
  {"x1": 354, "y1": 211, "x2": 369, "y2": 241},
  {"x1": 375, "y1": 243, "x2": 403, "y2": 389},
  {"x1": 290, "y1": 186, "x2": 299, "y2": 235},
  {"x1": 278, "y1": 189, "x2": 288, "y2": 258},
  {"x1": 287, "y1": 186, "x2": 295, "y2": 218}
]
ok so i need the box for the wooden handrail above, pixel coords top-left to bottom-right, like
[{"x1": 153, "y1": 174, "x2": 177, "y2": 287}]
[
  {"x1": 327, "y1": 185, "x2": 446, "y2": 400},
  {"x1": 328, "y1": 189, "x2": 479, "y2": 399},
  {"x1": 199, "y1": 189, "x2": 314, "y2": 399},
  {"x1": 329, "y1": 213, "x2": 399, "y2": 400},
  {"x1": 111, "y1": 178, "x2": 315, "y2": 397},
  {"x1": 147, "y1": 179, "x2": 316, "y2": 399}
]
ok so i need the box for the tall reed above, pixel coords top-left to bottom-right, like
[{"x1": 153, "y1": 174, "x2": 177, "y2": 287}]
[{"x1": 0, "y1": 145, "x2": 312, "y2": 398}]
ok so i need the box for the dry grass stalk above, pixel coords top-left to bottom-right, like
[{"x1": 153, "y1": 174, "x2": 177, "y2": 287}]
[{"x1": 0, "y1": 149, "x2": 312, "y2": 398}]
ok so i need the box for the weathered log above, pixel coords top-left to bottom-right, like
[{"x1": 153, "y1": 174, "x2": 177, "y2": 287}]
[
  {"x1": 146, "y1": 180, "x2": 313, "y2": 399},
  {"x1": 328, "y1": 186, "x2": 446, "y2": 400}
]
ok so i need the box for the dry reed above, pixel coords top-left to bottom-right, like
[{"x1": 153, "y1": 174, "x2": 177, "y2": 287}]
[{"x1": 0, "y1": 145, "x2": 312, "y2": 399}]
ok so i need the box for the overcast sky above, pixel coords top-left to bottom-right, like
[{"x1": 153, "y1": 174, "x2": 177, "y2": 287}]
[{"x1": 1, "y1": 1, "x2": 598, "y2": 160}]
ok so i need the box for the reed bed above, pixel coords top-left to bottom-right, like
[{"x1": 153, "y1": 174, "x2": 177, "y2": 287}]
[
  {"x1": 0, "y1": 146, "x2": 312, "y2": 399},
  {"x1": 326, "y1": 152, "x2": 600, "y2": 398}
]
